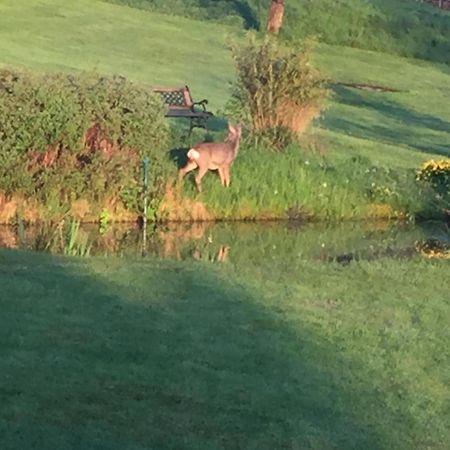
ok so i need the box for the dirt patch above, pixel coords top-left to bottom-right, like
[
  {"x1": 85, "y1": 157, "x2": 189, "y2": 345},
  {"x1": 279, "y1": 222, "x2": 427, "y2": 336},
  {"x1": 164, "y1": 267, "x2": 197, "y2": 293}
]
[
  {"x1": 0, "y1": 194, "x2": 18, "y2": 224},
  {"x1": 160, "y1": 185, "x2": 214, "y2": 222},
  {"x1": 0, "y1": 226, "x2": 19, "y2": 248},
  {"x1": 70, "y1": 197, "x2": 136, "y2": 223},
  {"x1": 337, "y1": 82, "x2": 402, "y2": 93},
  {"x1": 0, "y1": 193, "x2": 44, "y2": 224},
  {"x1": 0, "y1": 192, "x2": 137, "y2": 224},
  {"x1": 70, "y1": 199, "x2": 91, "y2": 221}
]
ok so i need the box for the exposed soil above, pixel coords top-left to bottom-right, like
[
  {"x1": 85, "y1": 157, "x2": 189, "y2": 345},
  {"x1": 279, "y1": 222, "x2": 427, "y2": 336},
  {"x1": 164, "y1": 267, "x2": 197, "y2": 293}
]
[
  {"x1": 337, "y1": 82, "x2": 402, "y2": 93},
  {"x1": 159, "y1": 185, "x2": 214, "y2": 222},
  {"x1": 0, "y1": 192, "x2": 136, "y2": 224}
]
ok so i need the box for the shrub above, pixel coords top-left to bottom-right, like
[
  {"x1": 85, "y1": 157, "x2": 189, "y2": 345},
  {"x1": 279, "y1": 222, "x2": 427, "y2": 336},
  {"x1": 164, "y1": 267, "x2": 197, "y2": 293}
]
[
  {"x1": 413, "y1": 159, "x2": 450, "y2": 221},
  {"x1": 416, "y1": 159, "x2": 450, "y2": 195},
  {"x1": 0, "y1": 69, "x2": 170, "y2": 221},
  {"x1": 226, "y1": 34, "x2": 329, "y2": 151}
]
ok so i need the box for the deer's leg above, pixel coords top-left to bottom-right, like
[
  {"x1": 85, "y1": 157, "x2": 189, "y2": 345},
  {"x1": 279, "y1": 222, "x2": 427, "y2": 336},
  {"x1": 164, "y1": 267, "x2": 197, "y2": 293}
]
[
  {"x1": 178, "y1": 160, "x2": 198, "y2": 182},
  {"x1": 195, "y1": 166, "x2": 208, "y2": 193},
  {"x1": 224, "y1": 166, "x2": 231, "y2": 187},
  {"x1": 218, "y1": 167, "x2": 226, "y2": 186},
  {"x1": 217, "y1": 245, "x2": 230, "y2": 262}
]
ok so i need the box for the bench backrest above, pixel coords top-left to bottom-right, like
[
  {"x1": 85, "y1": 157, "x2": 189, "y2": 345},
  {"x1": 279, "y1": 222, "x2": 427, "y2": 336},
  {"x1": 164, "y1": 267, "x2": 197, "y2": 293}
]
[{"x1": 153, "y1": 86, "x2": 194, "y2": 109}]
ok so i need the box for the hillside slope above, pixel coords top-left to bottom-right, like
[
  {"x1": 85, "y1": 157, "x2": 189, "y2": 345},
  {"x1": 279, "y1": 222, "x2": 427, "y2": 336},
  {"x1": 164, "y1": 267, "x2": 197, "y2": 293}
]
[
  {"x1": 0, "y1": 0, "x2": 449, "y2": 168},
  {"x1": 103, "y1": 0, "x2": 450, "y2": 64}
]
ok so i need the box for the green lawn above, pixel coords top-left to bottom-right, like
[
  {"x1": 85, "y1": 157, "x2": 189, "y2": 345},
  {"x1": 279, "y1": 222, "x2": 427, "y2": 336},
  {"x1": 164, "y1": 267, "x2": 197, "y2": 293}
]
[
  {"x1": 1, "y1": 0, "x2": 449, "y2": 169},
  {"x1": 0, "y1": 0, "x2": 236, "y2": 108},
  {"x1": 0, "y1": 248, "x2": 448, "y2": 449}
]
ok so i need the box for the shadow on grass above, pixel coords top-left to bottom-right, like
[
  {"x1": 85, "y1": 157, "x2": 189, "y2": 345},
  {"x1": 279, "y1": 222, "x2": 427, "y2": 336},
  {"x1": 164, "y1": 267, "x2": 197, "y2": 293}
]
[
  {"x1": 324, "y1": 86, "x2": 450, "y2": 157},
  {"x1": 0, "y1": 249, "x2": 415, "y2": 449},
  {"x1": 169, "y1": 146, "x2": 189, "y2": 170}
]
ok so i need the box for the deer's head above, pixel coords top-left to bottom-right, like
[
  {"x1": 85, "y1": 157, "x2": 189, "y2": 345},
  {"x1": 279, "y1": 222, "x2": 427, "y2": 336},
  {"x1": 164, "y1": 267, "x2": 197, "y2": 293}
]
[{"x1": 227, "y1": 123, "x2": 242, "y2": 143}]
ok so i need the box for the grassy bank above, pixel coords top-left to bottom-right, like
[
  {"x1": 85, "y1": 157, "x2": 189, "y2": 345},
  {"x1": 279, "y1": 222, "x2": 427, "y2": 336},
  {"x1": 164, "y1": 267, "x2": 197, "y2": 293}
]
[
  {"x1": 169, "y1": 144, "x2": 426, "y2": 222},
  {"x1": 0, "y1": 0, "x2": 449, "y2": 222},
  {"x1": 0, "y1": 248, "x2": 448, "y2": 449}
]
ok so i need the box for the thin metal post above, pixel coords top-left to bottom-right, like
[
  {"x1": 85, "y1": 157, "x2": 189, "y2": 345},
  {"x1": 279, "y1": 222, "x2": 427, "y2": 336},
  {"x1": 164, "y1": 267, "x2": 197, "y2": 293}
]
[{"x1": 142, "y1": 158, "x2": 150, "y2": 256}]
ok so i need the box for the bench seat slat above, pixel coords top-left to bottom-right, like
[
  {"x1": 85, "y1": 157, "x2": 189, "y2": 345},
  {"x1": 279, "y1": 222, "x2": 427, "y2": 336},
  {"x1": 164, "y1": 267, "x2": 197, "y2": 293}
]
[
  {"x1": 165, "y1": 110, "x2": 213, "y2": 118},
  {"x1": 152, "y1": 85, "x2": 214, "y2": 134}
]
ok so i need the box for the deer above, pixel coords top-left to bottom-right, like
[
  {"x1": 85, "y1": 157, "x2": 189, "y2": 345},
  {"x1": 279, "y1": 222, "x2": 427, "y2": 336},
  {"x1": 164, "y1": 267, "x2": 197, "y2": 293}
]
[{"x1": 178, "y1": 123, "x2": 242, "y2": 193}]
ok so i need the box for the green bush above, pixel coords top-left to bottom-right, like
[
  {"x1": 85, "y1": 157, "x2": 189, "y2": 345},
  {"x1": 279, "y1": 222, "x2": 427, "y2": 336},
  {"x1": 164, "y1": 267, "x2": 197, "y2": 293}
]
[
  {"x1": 226, "y1": 35, "x2": 329, "y2": 150},
  {"x1": 415, "y1": 159, "x2": 450, "y2": 220},
  {"x1": 0, "y1": 69, "x2": 170, "y2": 219},
  {"x1": 416, "y1": 159, "x2": 450, "y2": 195}
]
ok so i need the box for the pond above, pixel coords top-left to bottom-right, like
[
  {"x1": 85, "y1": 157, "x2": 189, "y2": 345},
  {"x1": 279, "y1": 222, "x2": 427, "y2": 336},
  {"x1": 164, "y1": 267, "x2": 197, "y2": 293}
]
[{"x1": 1, "y1": 220, "x2": 448, "y2": 265}]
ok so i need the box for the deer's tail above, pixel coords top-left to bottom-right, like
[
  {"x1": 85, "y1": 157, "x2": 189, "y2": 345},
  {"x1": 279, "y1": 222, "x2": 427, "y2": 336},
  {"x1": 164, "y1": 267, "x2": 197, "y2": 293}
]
[{"x1": 187, "y1": 149, "x2": 200, "y2": 160}]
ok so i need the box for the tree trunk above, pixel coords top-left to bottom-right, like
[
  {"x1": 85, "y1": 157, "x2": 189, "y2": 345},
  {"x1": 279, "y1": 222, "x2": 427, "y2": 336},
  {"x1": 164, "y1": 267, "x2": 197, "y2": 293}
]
[{"x1": 267, "y1": 0, "x2": 285, "y2": 35}]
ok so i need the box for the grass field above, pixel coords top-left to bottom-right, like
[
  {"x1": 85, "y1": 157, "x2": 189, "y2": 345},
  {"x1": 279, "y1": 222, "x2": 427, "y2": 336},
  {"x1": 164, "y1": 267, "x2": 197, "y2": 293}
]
[
  {"x1": 104, "y1": 0, "x2": 450, "y2": 65},
  {"x1": 0, "y1": 248, "x2": 449, "y2": 449}
]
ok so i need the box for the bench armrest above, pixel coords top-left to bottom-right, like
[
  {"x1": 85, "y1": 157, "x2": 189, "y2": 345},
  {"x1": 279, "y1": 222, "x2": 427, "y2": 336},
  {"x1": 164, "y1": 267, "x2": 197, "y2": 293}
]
[{"x1": 192, "y1": 99, "x2": 209, "y2": 112}]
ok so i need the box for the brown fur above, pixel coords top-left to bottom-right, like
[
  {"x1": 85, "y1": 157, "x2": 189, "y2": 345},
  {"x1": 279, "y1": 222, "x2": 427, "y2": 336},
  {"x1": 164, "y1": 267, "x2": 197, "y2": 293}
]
[
  {"x1": 267, "y1": 0, "x2": 285, "y2": 34},
  {"x1": 178, "y1": 123, "x2": 242, "y2": 193}
]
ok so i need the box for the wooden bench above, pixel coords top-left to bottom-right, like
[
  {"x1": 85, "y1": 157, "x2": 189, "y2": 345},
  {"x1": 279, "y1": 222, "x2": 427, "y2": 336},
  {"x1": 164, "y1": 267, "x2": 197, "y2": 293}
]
[{"x1": 152, "y1": 86, "x2": 214, "y2": 135}]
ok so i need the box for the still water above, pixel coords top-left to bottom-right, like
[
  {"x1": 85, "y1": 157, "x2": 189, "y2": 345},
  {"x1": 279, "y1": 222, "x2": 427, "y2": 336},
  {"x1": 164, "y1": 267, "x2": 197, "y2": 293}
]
[{"x1": 0, "y1": 220, "x2": 448, "y2": 264}]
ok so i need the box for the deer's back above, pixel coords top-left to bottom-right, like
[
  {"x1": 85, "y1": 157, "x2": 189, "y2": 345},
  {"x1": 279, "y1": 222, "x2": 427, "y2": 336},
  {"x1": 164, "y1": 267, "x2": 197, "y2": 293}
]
[{"x1": 193, "y1": 142, "x2": 235, "y2": 169}]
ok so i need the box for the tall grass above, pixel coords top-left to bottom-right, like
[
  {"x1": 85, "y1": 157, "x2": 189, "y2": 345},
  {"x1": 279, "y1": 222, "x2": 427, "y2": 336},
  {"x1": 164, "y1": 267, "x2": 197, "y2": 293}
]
[
  {"x1": 29, "y1": 219, "x2": 92, "y2": 256},
  {"x1": 177, "y1": 141, "x2": 439, "y2": 221}
]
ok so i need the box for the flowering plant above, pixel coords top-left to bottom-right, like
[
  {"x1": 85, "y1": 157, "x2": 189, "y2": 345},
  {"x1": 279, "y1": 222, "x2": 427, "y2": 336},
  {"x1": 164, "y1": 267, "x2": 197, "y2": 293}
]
[{"x1": 416, "y1": 159, "x2": 450, "y2": 195}]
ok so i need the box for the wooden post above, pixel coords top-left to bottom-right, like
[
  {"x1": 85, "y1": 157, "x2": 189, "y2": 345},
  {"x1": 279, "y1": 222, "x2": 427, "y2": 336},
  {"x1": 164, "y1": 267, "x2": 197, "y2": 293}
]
[{"x1": 267, "y1": 0, "x2": 285, "y2": 35}]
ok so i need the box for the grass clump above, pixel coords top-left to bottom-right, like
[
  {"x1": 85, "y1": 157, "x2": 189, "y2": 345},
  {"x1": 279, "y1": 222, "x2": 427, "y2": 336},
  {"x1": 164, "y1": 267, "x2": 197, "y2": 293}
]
[{"x1": 178, "y1": 142, "x2": 441, "y2": 222}]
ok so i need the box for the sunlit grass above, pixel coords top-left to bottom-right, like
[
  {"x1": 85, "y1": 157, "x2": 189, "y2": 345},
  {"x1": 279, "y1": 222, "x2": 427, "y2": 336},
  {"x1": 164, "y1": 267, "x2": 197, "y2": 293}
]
[{"x1": 177, "y1": 143, "x2": 430, "y2": 221}]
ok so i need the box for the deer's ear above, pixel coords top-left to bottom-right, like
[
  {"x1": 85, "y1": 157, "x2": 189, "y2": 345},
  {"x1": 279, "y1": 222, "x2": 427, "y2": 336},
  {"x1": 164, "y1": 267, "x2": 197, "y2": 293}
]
[
  {"x1": 228, "y1": 123, "x2": 237, "y2": 134},
  {"x1": 231, "y1": 124, "x2": 242, "y2": 138}
]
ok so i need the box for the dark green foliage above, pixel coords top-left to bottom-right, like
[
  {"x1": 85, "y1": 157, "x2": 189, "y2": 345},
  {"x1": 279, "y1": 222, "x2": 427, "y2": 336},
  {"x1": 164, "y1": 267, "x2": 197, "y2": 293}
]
[
  {"x1": 279, "y1": 0, "x2": 450, "y2": 64},
  {"x1": 103, "y1": 0, "x2": 260, "y2": 28},
  {"x1": 0, "y1": 69, "x2": 169, "y2": 219}
]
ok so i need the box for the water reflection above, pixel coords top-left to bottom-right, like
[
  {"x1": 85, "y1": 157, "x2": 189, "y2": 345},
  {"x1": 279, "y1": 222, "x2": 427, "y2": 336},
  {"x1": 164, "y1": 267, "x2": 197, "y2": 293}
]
[{"x1": 1, "y1": 220, "x2": 448, "y2": 264}]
